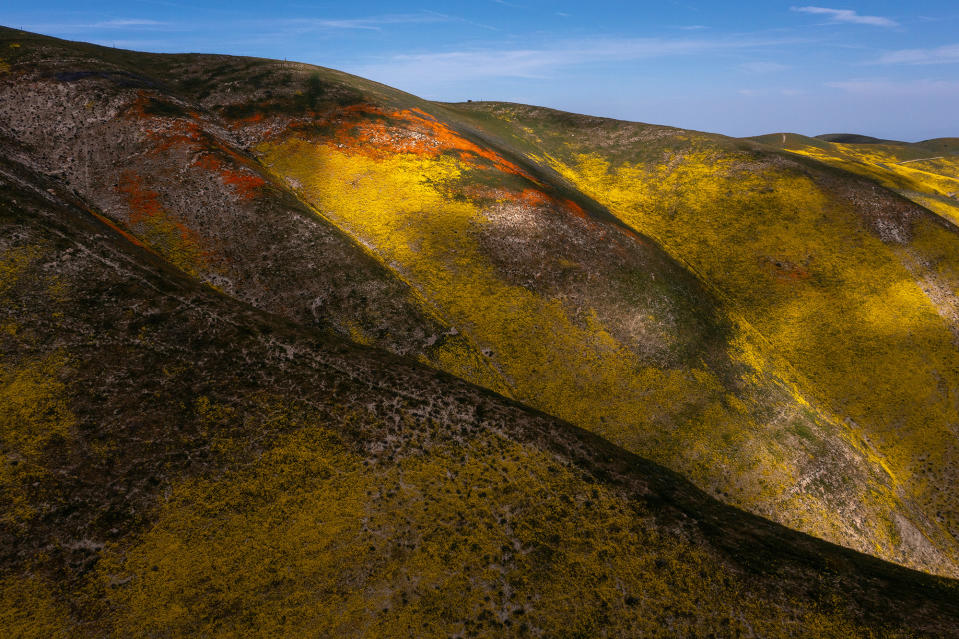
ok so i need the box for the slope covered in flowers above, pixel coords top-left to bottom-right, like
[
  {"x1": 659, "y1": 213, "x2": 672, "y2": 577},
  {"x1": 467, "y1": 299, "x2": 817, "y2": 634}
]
[
  {"x1": 3, "y1": 28, "x2": 959, "y2": 634},
  {"x1": 753, "y1": 133, "x2": 959, "y2": 226},
  {"x1": 245, "y1": 97, "x2": 951, "y2": 575},
  {"x1": 1, "y1": 139, "x2": 958, "y2": 637},
  {"x1": 446, "y1": 101, "x2": 959, "y2": 578}
]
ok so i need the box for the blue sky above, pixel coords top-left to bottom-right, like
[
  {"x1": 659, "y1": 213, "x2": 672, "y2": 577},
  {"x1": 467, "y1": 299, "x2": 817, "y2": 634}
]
[{"x1": 4, "y1": 1, "x2": 959, "y2": 140}]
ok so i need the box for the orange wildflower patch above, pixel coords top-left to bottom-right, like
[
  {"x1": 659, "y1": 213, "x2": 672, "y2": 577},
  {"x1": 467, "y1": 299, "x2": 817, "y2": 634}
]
[
  {"x1": 222, "y1": 170, "x2": 266, "y2": 199},
  {"x1": 128, "y1": 91, "x2": 246, "y2": 163},
  {"x1": 117, "y1": 172, "x2": 164, "y2": 222},
  {"x1": 126, "y1": 92, "x2": 203, "y2": 152},
  {"x1": 192, "y1": 153, "x2": 266, "y2": 200},
  {"x1": 115, "y1": 172, "x2": 211, "y2": 274},
  {"x1": 124, "y1": 91, "x2": 157, "y2": 120},
  {"x1": 501, "y1": 188, "x2": 597, "y2": 225},
  {"x1": 192, "y1": 154, "x2": 224, "y2": 172},
  {"x1": 462, "y1": 186, "x2": 591, "y2": 224},
  {"x1": 323, "y1": 104, "x2": 539, "y2": 182},
  {"x1": 148, "y1": 120, "x2": 205, "y2": 153},
  {"x1": 560, "y1": 198, "x2": 589, "y2": 221},
  {"x1": 235, "y1": 112, "x2": 265, "y2": 125},
  {"x1": 514, "y1": 188, "x2": 552, "y2": 207}
]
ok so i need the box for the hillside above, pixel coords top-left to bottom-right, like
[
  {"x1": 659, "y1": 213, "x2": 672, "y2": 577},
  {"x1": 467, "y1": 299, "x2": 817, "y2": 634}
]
[
  {"x1": 2, "y1": 127, "x2": 958, "y2": 637},
  {"x1": 444, "y1": 101, "x2": 959, "y2": 577},
  {"x1": 751, "y1": 132, "x2": 959, "y2": 225},
  {"x1": 2, "y1": 26, "x2": 959, "y2": 635},
  {"x1": 5, "y1": 25, "x2": 959, "y2": 577},
  {"x1": 815, "y1": 134, "x2": 897, "y2": 145}
]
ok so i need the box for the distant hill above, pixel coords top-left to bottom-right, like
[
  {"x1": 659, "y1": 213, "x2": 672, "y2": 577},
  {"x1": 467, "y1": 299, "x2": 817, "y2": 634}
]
[
  {"x1": 2, "y1": 25, "x2": 959, "y2": 636},
  {"x1": 815, "y1": 133, "x2": 900, "y2": 144},
  {"x1": 748, "y1": 129, "x2": 959, "y2": 225}
]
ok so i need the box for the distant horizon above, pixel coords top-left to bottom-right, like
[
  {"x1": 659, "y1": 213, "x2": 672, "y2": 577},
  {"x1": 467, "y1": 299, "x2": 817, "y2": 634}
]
[{"x1": 4, "y1": 1, "x2": 957, "y2": 141}]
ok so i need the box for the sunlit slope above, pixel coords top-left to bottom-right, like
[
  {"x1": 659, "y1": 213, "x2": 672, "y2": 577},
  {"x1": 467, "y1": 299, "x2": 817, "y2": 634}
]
[
  {"x1": 232, "y1": 91, "x2": 951, "y2": 570},
  {"x1": 447, "y1": 101, "x2": 959, "y2": 577},
  {"x1": 6, "y1": 137, "x2": 959, "y2": 638},
  {"x1": 752, "y1": 132, "x2": 959, "y2": 225}
]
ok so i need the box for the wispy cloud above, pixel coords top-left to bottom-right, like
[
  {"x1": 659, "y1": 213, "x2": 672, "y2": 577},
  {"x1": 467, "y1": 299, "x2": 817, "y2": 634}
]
[
  {"x1": 90, "y1": 39, "x2": 176, "y2": 49},
  {"x1": 278, "y1": 12, "x2": 454, "y2": 32},
  {"x1": 791, "y1": 6, "x2": 898, "y2": 27},
  {"x1": 30, "y1": 11, "x2": 458, "y2": 37},
  {"x1": 740, "y1": 61, "x2": 789, "y2": 73},
  {"x1": 738, "y1": 87, "x2": 804, "y2": 96},
  {"x1": 95, "y1": 19, "x2": 167, "y2": 27},
  {"x1": 351, "y1": 36, "x2": 800, "y2": 84},
  {"x1": 875, "y1": 43, "x2": 959, "y2": 64},
  {"x1": 24, "y1": 18, "x2": 171, "y2": 32},
  {"x1": 826, "y1": 78, "x2": 959, "y2": 95}
]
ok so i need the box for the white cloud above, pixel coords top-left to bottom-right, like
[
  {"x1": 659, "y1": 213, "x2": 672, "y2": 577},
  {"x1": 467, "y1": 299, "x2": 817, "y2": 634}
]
[
  {"x1": 93, "y1": 19, "x2": 166, "y2": 27},
  {"x1": 876, "y1": 43, "x2": 959, "y2": 64},
  {"x1": 25, "y1": 18, "x2": 170, "y2": 31},
  {"x1": 826, "y1": 78, "x2": 959, "y2": 95},
  {"x1": 351, "y1": 36, "x2": 800, "y2": 84},
  {"x1": 278, "y1": 13, "x2": 454, "y2": 32},
  {"x1": 791, "y1": 6, "x2": 898, "y2": 27},
  {"x1": 740, "y1": 61, "x2": 789, "y2": 73}
]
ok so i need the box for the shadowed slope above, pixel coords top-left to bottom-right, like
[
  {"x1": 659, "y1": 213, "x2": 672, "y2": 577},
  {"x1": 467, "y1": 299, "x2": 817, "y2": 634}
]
[{"x1": 0, "y1": 27, "x2": 485, "y2": 366}]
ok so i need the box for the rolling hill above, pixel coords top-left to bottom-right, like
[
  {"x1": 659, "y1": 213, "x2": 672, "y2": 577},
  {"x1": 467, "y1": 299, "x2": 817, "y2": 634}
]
[
  {"x1": 443, "y1": 101, "x2": 959, "y2": 577},
  {"x1": 2, "y1": 26, "x2": 959, "y2": 636},
  {"x1": 752, "y1": 132, "x2": 959, "y2": 226}
]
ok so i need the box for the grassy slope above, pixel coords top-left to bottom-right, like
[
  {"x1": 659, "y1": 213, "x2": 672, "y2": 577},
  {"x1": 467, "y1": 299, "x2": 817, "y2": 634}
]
[
  {"x1": 445, "y1": 101, "x2": 959, "y2": 577},
  {"x1": 2, "y1": 106, "x2": 959, "y2": 639},
  {"x1": 752, "y1": 132, "x2": 959, "y2": 225},
  {"x1": 3, "y1": 27, "x2": 958, "y2": 577},
  {"x1": 251, "y1": 104, "x2": 947, "y2": 573}
]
